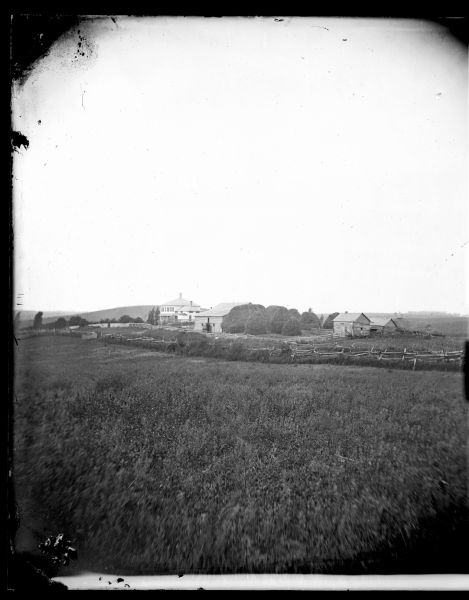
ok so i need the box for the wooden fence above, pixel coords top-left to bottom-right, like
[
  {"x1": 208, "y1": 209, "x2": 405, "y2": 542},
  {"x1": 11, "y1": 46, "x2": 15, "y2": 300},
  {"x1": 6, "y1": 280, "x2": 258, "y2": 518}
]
[
  {"x1": 99, "y1": 333, "x2": 464, "y2": 370},
  {"x1": 286, "y1": 342, "x2": 463, "y2": 369}
]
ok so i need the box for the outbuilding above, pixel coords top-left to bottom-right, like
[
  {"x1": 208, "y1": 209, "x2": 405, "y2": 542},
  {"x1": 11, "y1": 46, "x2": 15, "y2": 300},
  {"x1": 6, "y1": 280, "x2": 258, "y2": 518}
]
[
  {"x1": 193, "y1": 302, "x2": 247, "y2": 334},
  {"x1": 369, "y1": 317, "x2": 399, "y2": 335},
  {"x1": 333, "y1": 313, "x2": 371, "y2": 337}
]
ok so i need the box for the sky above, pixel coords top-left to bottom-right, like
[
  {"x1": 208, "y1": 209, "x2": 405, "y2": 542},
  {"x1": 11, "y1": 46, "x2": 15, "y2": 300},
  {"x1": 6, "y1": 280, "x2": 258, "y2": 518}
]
[{"x1": 12, "y1": 17, "x2": 468, "y2": 315}]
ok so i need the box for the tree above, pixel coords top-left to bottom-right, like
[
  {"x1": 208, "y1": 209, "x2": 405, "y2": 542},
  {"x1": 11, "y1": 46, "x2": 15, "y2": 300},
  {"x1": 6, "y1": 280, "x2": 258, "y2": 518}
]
[
  {"x1": 33, "y1": 311, "x2": 43, "y2": 329},
  {"x1": 318, "y1": 314, "x2": 325, "y2": 328},
  {"x1": 323, "y1": 312, "x2": 339, "y2": 329},
  {"x1": 118, "y1": 315, "x2": 133, "y2": 323},
  {"x1": 54, "y1": 317, "x2": 68, "y2": 329},
  {"x1": 69, "y1": 315, "x2": 89, "y2": 327},
  {"x1": 300, "y1": 310, "x2": 320, "y2": 330},
  {"x1": 281, "y1": 317, "x2": 302, "y2": 336},
  {"x1": 147, "y1": 308, "x2": 154, "y2": 324},
  {"x1": 154, "y1": 307, "x2": 160, "y2": 326},
  {"x1": 134, "y1": 317, "x2": 144, "y2": 324}
]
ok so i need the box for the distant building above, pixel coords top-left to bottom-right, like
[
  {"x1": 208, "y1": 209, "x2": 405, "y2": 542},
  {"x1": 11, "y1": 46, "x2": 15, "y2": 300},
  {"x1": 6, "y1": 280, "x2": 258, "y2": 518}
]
[
  {"x1": 369, "y1": 317, "x2": 399, "y2": 335},
  {"x1": 159, "y1": 294, "x2": 203, "y2": 324},
  {"x1": 333, "y1": 313, "x2": 371, "y2": 337},
  {"x1": 193, "y1": 302, "x2": 247, "y2": 334}
]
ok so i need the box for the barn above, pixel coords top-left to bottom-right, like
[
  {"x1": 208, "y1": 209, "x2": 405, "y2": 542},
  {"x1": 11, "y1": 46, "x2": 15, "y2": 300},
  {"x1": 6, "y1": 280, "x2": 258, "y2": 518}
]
[
  {"x1": 369, "y1": 317, "x2": 399, "y2": 335},
  {"x1": 193, "y1": 302, "x2": 246, "y2": 334},
  {"x1": 333, "y1": 313, "x2": 371, "y2": 337}
]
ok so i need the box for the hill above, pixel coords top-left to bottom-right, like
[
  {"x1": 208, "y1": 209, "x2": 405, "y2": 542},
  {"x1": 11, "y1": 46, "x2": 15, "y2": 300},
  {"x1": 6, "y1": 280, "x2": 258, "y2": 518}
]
[
  {"x1": 15, "y1": 306, "x2": 158, "y2": 328},
  {"x1": 68, "y1": 305, "x2": 157, "y2": 323}
]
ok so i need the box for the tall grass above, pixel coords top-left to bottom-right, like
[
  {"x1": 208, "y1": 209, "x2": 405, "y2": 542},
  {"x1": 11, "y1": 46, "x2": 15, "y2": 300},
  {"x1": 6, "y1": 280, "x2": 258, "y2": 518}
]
[{"x1": 13, "y1": 336, "x2": 468, "y2": 575}]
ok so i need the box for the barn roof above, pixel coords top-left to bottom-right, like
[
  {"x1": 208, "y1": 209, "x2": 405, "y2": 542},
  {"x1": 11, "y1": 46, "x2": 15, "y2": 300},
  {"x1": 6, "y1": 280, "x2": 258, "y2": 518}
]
[
  {"x1": 195, "y1": 302, "x2": 248, "y2": 318},
  {"x1": 370, "y1": 317, "x2": 398, "y2": 327},
  {"x1": 333, "y1": 312, "x2": 371, "y2": 323}
]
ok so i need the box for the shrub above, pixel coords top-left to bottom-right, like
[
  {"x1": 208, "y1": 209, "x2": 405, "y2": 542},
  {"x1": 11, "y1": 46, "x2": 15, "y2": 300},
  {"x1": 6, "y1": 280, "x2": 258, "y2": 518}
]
[
  {"x1": 281, "y1": 317, "x2": 302, "y2": 336},
  {"x1": 227, "y1": 341, "x2": 249, "y2": 361},
  {"x1": 176, "y1": 331, "x2": 209, "y2": 349}
]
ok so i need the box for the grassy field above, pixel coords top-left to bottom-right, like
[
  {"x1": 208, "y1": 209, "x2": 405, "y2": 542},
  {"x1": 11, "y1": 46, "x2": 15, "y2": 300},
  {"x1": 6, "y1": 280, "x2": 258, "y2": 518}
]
[
  {"x1": 397, "y1": 316, "x2": 468, "y2": 337},
  {"x1": 13, "y1": 336, "x2": 468, "y2": 575}
]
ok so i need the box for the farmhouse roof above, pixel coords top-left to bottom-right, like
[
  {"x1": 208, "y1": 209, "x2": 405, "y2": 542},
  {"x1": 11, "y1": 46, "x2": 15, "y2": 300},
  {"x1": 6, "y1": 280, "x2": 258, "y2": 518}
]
[
  {"x1": 370, "y1": 317, "x2": 397, "y2": 327},
  {"x1": 160, "y1": 294, "x2": 201, "y2": 307},
  {"x1": 195, "y1": 302, "x2": 248, "y2": 318},
  {"x1": 333, "y1": 312, "x2": 371, "y2": 323}
]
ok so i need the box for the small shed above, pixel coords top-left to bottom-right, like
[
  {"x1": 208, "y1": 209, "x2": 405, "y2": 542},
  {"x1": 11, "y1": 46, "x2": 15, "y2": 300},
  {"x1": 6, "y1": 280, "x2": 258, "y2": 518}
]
[
  {"x1": 333, "y1": 313, "x2": 371, "y2": 337},
  {"x1": 369, "y1": 317, "x2": 399, "y2": 335}
]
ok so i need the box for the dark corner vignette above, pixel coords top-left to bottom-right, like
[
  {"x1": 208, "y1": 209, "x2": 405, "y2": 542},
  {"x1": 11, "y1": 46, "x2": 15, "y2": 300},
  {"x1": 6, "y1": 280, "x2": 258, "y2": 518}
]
[{"x1": 9, "y1": 14, "x2": 82, "y2": 592}]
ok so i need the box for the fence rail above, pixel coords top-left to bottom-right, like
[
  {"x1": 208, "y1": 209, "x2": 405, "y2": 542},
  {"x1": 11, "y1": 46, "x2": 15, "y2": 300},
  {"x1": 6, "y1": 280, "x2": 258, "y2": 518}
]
[
  {"x1": 19, "y1": 329, "x2": 465, "y2": 371},
  {"x1": 99, "y1": 332, "x2": 464, "y2": 370},
  {"x1": 286, "y1": 342, "x2": 463, "y2": 368}
]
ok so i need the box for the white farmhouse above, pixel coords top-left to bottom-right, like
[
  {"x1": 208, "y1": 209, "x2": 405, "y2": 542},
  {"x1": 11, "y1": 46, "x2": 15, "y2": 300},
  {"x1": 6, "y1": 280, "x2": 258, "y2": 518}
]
[{"x1": 159, "y1": 293, "x2": 203, "y2": 324}]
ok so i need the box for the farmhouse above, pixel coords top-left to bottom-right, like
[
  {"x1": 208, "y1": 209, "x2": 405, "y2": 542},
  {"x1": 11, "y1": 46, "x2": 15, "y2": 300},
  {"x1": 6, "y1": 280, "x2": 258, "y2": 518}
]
[
  {"x1": 159, "y1": 294, "x2": 203, "y2": 324},
  {"x1": 193, "y1": 302, "x2": 247, "y2": 334},
  {"x1": 369, "y1": 317, "x2": 399, "y2": 335},
  {"x1": 333, "y1": 313, "x2": 371, "y2": 337}
]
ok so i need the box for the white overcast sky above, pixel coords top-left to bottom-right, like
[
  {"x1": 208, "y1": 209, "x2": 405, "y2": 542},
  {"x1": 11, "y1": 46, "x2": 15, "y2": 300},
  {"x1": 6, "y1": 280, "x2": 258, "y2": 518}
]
[{"x1": 12, "y1": 17, "x2": 468, "y2": 314}]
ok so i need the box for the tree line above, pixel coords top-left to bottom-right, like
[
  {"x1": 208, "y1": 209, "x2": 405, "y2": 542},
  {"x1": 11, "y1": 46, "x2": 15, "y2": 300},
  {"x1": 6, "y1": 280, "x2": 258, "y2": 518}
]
[{"x1": 26, "y1": 312, "x2": 146, "y2": 330}]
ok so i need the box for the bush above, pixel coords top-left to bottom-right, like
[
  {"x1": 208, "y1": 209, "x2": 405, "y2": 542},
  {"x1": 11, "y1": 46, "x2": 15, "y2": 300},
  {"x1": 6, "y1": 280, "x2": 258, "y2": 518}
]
[
  {"x1": 281, "y1": 317, "x2": 302, "y2": 336},
  {"x1": 227, "y1": 341, "x2": 249, "y2": 361},
  {"x1": 176, "y1": 331, "x2": 209, "y2": 348}
]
